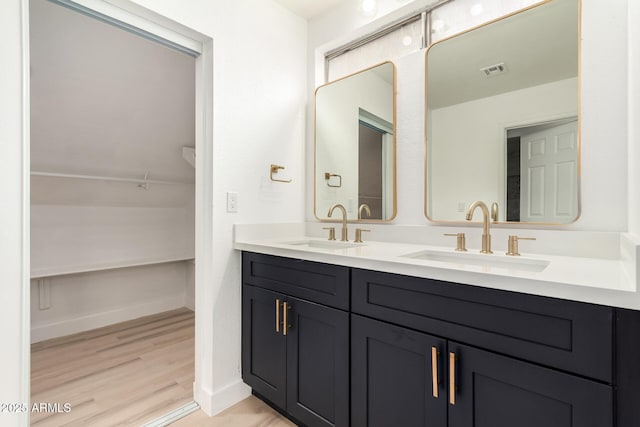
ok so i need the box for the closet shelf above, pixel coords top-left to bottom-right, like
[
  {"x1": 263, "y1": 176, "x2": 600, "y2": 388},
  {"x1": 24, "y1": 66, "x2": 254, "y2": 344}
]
[
  {"x1": 31, "y1": 171, "x2": 194, "y2": 186},
  {"x1": 31, "y1": 255, "x2": 195, "y2": 279}
]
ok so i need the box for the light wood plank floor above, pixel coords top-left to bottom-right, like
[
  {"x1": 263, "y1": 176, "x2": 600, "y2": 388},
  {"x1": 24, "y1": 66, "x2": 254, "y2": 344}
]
[
  {"x1": 31, "y1": 308, "x2": 195, "y2": 427},
  {"x1": 171, "y1": 396, "x2": 296, "y2": 427}
]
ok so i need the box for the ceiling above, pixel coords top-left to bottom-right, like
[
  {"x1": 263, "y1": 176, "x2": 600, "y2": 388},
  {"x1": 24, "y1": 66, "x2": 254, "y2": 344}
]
[
  {"x1": 427, "y1": 0, "x2": 578, "y2": 109},
  {"x1": 273, "y1": 0, "x2": 348, "y2": 19}
]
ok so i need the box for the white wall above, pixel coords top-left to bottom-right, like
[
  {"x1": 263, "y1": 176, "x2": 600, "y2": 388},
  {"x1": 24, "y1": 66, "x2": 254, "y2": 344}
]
[
  {"x1": 121, "y1": 0, "x2": 308, "y2": 416},
  {"x1": 429, "y1": 77, "x2": 578, "y2": 220},
  {"x1": 579, "y1": 0, "x2": 629, "y2": 231},
  {"x1": 30, "y1": 262, "x2": 189, "y2": 342},
  {"x1": 308, "y1": 0, "x2": 631, "y2": 232},
  {"x1": 316, "y1": 69, "x2": 393, "y2": 219},
  {"x1": 29, "y1": 0, "x2": 197, "y2": 188},
  {"x1": 0, "y1": 0, "x2": 307, "y2": 424},
  {"x1": 31, "y1": 205, "x2": 194, "y2": 274},
  {"x1": 29, "y1": 204, "x2": 194, "y2": 342},
  {"x1": 629, "y1": 0, "x2": 640, "y2": 238}
]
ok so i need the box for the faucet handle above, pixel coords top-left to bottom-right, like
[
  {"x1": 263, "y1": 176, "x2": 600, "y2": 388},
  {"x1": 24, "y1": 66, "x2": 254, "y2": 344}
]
[
  {"x1": 491, "y1": 202, "x2": 499, "y2": 222},
  {"x1": 444, "y1": 233, "x2": 467, "y2": 252},
  {"x1": 354, "y1": 228, "x2": 370, "y2": 243},
  {"x1": 322, "y1": 227, "x2": 336, "y2": 241},
  {"x1": 506, "y1": 235, "x2": 536, "y2": 256}
]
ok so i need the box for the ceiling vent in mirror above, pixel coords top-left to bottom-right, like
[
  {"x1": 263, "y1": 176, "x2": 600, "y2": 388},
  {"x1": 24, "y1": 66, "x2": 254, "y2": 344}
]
[{"x1": 480, "y1": 62, "x2": 507, "y2": 77}]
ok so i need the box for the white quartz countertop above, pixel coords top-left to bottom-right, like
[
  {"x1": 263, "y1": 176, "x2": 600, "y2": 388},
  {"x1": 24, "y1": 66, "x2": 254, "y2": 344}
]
[{"x1": 234, "y1": 223, "x2": 640, "y2": 310}]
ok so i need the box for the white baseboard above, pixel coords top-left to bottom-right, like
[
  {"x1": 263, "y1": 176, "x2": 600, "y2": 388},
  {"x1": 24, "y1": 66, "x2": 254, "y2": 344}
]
[
  {"x1": 194, "y1": 379, "x2": 251, "y2": 416},
  {"x1": 184, "y1": 299, "x2": 196, "y2": 311},
  {"x1": 31, "y1": 295, "x2": 186, "y2": 343}
]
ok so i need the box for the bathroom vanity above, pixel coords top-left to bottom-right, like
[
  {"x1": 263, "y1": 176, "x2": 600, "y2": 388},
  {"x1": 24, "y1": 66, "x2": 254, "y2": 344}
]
[
  {"x1": 238, "y1": 0, "x2": 638, "y2": 424},
  {"x1": 240, "y1": 248, "x2": 640, "y2": 427}
]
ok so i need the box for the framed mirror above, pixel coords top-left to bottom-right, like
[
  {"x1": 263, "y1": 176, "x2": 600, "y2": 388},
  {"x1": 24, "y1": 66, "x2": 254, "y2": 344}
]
[
  {"x1": 315, "y1": 62, "x2": 396, "y2": 222},
  {"x1": 425, "y1": 0, "x2": 580, "y2": 224}
]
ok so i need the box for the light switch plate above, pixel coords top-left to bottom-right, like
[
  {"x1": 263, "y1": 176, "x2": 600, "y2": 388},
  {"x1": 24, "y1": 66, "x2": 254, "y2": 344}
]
[{"x1": 227, "y1": 192, "x2": 238, "y2": 213}]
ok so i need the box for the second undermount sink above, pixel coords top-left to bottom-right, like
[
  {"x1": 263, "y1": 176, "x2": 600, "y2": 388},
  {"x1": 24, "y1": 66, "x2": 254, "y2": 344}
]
[
  {"x1": 283, "y1": 240, "x2": 363, "y2": 250},
  {"x1": 401, "y1": 249, "x2": 549, "y2": 273}
]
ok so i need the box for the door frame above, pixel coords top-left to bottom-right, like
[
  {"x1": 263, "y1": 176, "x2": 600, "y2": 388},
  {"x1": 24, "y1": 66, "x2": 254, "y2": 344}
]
[{"x1": 18, "y1": 0, "x2": 214, "y2": 423}]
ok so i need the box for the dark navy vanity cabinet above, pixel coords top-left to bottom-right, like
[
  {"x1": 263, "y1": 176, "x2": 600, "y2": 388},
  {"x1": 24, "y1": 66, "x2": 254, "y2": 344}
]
[
  {"x1": 242, "y1": 252, "x2": 350, "y2": 427},
  {"x1": 242, "y1": 252, "x2": 640, "y2": 427}
]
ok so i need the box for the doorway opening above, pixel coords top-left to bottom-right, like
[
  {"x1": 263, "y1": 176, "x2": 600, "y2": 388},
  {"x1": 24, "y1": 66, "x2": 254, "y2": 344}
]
[{"x1": 28, "y1": 0, "x2": 212, "y2": 424}]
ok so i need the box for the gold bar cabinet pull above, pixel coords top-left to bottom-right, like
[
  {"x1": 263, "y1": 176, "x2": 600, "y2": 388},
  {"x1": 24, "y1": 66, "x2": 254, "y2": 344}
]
[
  {"x1": 449, "y1": 352, "x2": 456, "y2": 405},
  {"x1": 275, "y1": 299, "x2": 281, "y2": 333},
  {"x1": 431, "y1": 347, "x2": 439, "y2": 398},
  {"x1": 283, "y1": 302, "x2": 289, "y2": 336}
]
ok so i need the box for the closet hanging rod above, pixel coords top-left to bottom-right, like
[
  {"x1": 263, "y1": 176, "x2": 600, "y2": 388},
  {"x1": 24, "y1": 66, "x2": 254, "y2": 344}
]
[{"x1": 30, "y1": 171, "x2": 194, "y2": 186}]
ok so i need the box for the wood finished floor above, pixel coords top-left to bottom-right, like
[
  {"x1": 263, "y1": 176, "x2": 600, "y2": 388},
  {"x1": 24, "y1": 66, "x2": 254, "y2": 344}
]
[
  {"x1": 30, "y1": 308, "x2": 195, "y2": 427},
  {"x1": 171, "y1": 396, "x2": 296, "y2": 427}
]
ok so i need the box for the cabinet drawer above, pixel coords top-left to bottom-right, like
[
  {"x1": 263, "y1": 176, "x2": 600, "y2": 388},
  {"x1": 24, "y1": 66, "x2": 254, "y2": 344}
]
[
  {"x1": 243, "y1": 252, "x2": 350, "y2": 310},
  {"x1": 352, "y1": 269, "x2": 613, "y2": 383}
]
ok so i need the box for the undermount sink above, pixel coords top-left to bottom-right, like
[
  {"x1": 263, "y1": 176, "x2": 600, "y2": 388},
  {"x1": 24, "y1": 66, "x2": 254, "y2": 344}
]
[
  {"x1": 283, "y1": 240, "x2": 363, "y2": 250},
  {"x1": 401, "y1": 249, "x2": 549, "y2": 273}
]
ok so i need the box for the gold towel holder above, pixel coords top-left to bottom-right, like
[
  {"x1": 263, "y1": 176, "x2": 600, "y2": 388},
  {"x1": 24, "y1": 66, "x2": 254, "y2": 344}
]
[
  {"x1": 270, "y1": 164, "x2": 292, "y2": 183},
  {"x1": 324, "y1": 172, "x2": 342, "y2": 188}
]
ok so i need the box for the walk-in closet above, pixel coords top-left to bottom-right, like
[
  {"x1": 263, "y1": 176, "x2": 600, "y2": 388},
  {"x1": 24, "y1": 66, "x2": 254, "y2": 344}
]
[{"x1": 29, "y1": 0, "x2": 196, "y2": 424}]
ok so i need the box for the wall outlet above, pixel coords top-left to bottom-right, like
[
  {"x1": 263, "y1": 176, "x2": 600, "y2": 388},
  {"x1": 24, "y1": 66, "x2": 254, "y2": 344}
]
[
  {"x1": 457, "y1": 202, "x2": 466, "y2": 213},
  {"x1": 227, "y1": 192, "x2": 238, "y2": 213}
]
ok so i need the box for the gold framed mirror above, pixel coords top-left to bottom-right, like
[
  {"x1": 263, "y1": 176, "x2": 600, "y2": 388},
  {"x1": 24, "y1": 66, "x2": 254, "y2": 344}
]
[
  {"x1": 425, "y1": 0, "x2": 580, "y2": 224},
  {"x1": 315, "y1": 61, "x2": 397, "y2": 222}
]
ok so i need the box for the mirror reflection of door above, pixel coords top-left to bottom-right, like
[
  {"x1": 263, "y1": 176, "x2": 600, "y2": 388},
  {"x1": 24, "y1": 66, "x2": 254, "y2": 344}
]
[
  {"x1": 358, "y1": 109, "x2": 393, "y2": 220},
  {"x1": 506, "y1": 118, "x2": 578, "y2": 222}
]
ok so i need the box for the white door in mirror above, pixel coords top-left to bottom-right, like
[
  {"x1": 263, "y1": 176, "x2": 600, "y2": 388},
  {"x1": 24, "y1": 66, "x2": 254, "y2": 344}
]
[{"x1": 520, "y1": 120, "x2": 578, "y2": 222}]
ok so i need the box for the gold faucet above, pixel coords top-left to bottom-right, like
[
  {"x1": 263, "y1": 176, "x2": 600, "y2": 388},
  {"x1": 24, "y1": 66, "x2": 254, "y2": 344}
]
[
  {"x1": 328, "y1": 203, "x2": 348, "y2": 241},
  {"x1": 466, "y1": 201, "x2": 492, "y2": 254},
  {"x1": 358, "y1": 203, "x2": 371, "y2": 220}
]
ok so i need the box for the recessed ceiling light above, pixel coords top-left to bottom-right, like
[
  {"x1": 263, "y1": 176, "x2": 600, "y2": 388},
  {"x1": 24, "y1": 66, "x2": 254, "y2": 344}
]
[
  {"x1": 432, "y1": 19, "x2": 445, "y2": 32},
  {"x1": 402, "y1": 35, "x2": 413, "y2": 46},
  {"x1": 470, "y1": 4, "x2": 484, "y2": 16},
  {"x1": 360, "y1": 0, "x2": 378, "y2": 16}
]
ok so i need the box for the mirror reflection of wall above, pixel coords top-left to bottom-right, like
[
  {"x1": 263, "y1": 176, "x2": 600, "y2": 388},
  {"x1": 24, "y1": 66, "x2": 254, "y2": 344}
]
[
  {"x1": 315, "y1": 62, "x2": 396, "y2": 221},
  {"x1": 425, "y1": 0, "x2": 579, "y2": 224},
  {"x1": 358, "y1": 109, "x2": 393, "y2": 219}
]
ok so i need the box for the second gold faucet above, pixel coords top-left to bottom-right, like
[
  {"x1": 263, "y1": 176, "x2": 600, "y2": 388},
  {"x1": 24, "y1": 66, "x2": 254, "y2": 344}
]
[
  {"x1": 328, "y1": 203, "x2": 349, "y2": 241},
  {"x1": 465, "y1": 200, "x2": 492, "y2": 254}
]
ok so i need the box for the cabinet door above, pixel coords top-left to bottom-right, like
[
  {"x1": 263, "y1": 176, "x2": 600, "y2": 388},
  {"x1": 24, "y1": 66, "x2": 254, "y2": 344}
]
[
  {"x1": 351, "y1": 314, "x2": 447, "y2": 427},
  {"x1": 448, "y1": 342, "x2": 613, "y2": 427},
  {"x1": 286, "y1": 297, "x2": 349, "y2": 427},
  {"x1": 242, "y1": 285, "x2": 286, "y2": 408}
]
